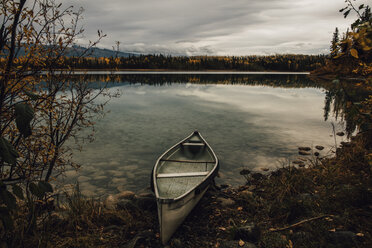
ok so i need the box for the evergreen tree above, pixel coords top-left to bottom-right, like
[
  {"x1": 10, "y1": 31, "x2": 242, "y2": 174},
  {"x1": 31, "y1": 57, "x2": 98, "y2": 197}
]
[{"x1": 330, "y1": 27, "x2": 340, "y2": 58}]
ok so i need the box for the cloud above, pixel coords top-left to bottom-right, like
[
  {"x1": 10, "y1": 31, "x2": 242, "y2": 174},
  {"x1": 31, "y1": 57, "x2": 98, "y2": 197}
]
[{"x1": 66, "y1": 0, "x2": 365, "y2": 55}]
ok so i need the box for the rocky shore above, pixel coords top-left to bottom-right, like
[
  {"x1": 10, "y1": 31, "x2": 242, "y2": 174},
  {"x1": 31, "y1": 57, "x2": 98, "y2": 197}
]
[{"x1": 6, "y1": 131, "x2": 371, "y2": 248}]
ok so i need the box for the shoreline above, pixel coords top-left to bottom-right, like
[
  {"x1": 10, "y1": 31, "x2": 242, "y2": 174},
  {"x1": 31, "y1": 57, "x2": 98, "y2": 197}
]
[
  {"x1": 51, "y1": 69, "x2": 310, "y2": 75},
  {"x1": 12, "y1": 130, "x2": 371, "y2": 248}
]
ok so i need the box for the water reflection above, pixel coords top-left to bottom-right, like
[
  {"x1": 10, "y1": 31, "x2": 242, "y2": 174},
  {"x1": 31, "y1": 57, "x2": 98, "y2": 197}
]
[{"x1": 62, "y1": 74, "x2": 343, "y2": 197}]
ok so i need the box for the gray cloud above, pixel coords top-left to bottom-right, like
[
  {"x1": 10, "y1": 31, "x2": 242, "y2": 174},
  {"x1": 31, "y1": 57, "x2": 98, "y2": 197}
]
[{"x1": 68, "y1": 0, "x2": 365, "y2": 55}]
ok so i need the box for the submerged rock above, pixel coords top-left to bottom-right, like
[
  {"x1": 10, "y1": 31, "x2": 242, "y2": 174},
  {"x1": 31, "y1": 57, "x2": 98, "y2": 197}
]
[
  {"x1": 115, "y1": 190, "x2": 135, "y2": 200},
  {"x1": 299, "y1": 151, "x2": 311, "y2": 156},
  {"x1": 251, "y1": 173, "x2": 264, "y2": 180},
  {"x1": 315, "y1": 145, "x2": 324, "y2": 150}
]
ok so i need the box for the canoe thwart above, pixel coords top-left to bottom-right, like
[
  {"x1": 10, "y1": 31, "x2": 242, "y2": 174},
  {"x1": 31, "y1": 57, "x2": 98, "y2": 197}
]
[
  {"x1": 157, "y1": 171, "x2": 209, "y2": 178},
  {"x1": 182, "y1": 142, "x2": 205, "y2": 146}
]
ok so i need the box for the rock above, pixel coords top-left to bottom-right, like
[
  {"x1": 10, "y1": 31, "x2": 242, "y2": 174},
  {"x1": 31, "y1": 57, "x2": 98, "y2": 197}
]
[
  {"x1": 219, "y1": 240, "x2": 257, "y2": 248},
  {"x1": 239, "y1": 190, "x2": 254, "y2": 199},
  {"x1": 299, "y1": 151, "x2": 311, "y2": 156},
  {"x1": 115, "y1": 190, "x2": 135, "y2": 200},
  {"x1": 217, "y1": 197, "x2": 235, "y2": 207},
  {"x1": 292, "y1": 160, "x2": 305, "y2": 166},
  {"x1": 233, "y1": 223, "x2": 261, "y2": 242},
  {"x1": 135, "y1": 196, "x2": 156, "y2": 211},
  {"x1": 239, "y1": 169, "x2": 251, "y2": 175},
  {"x1": 220, "y1": 184, "x2": 231, "y2": 189},
  {"x1": 328, "y1": 231, "x2": 357, "y2": 247},
  {"x1": 336, "y1": 132, "x2": 345, "y2": 136},
  {"x1": 251, "y1": 172, "x2": 264, "y2": 180},
  {"x1": 105, "y1": 194, "x2": 117, "y2": 210},
  {"x1": 315, "y1": 145, "x2": 324, "y2": 150},
  {"x1": 116, "y1": 199, "x2": 137, "y2": 211},
  {"x1": 298, "y1": 147, "x2": 311, "y2": 151},
  {"x1": 314, "y1": 152, "x2": 320, "y2": 157}
]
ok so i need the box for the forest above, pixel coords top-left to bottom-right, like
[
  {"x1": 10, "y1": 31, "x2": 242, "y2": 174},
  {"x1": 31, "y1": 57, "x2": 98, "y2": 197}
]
[{"x1": 9, "y1": 54, "x2": 327, "y2": 72}]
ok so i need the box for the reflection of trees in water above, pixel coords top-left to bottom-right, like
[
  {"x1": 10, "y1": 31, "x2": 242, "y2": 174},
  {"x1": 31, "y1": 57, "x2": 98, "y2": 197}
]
[
  {"x1": 66, "y1": 73, "x2": 320, "y2": 89},
  {"x1": 64, "y1": 73, "x2": 371, "y2": 136},
  {"x1": 316, "y1": 78, "x2": 371, "y2": 136}
]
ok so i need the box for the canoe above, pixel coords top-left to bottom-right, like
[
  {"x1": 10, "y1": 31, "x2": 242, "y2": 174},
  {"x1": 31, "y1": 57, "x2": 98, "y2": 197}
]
[{"x1": 152, "y1": 131, "x2": 219, "y2": 244}]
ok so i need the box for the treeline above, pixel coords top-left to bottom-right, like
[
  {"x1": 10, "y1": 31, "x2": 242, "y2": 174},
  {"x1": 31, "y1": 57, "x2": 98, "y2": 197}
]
[{"x1": 52, "y1": 54, "x2": 327, "y2": 71}]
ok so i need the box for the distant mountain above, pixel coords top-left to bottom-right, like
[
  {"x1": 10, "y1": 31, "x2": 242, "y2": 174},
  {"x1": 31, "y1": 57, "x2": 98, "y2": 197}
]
[
  {"x1": 2, "y1": 45, "x2": 137, "y2": 58},
  {"x1": 68, "y1": 45, "x2": 137, "y2": 58}
]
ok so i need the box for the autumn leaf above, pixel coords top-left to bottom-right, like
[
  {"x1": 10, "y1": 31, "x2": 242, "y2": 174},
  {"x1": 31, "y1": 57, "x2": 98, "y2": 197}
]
[
  {"x1": 350, "y1": 49, "x2": 359, "y2": 58},
  {"x1": 239, "y1": 239, "x2": 245, "y2": 247}
]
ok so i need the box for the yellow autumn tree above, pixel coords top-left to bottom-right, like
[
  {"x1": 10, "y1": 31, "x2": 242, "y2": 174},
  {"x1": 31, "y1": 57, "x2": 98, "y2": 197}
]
[{"x1": 0, "y1": 0, "x2": 109, "y2": 231}]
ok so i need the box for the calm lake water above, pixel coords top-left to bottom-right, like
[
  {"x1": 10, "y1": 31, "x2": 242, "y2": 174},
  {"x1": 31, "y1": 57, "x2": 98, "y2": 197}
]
[{"x1": 62, "y1": 73, "x2": 344, "y2": 197}]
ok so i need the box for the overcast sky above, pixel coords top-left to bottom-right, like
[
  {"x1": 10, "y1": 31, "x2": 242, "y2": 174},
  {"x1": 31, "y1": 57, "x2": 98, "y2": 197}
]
[{"x1": 68, "y1": 0, "x2": 365, "y2": 56}]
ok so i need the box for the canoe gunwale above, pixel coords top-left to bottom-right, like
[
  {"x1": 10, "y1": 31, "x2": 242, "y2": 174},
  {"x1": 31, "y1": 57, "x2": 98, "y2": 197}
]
[{"x1": 153, "y1": 131, "x2": 219, "y2": 204}]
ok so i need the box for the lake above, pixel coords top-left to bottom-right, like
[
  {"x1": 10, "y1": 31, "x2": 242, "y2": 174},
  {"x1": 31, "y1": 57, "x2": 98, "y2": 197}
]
[{"x1": 61, "y1": 73, "x2": 344, "y2": 197}]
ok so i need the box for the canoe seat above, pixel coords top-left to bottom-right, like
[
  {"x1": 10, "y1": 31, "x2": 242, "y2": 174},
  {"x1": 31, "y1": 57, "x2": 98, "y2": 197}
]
[
  {"x1": 182, "y1": 142, "x2": 205, "y2": 146},
  {"x1": 157, "y1": 171, "x2": 209, "y2": 178}
]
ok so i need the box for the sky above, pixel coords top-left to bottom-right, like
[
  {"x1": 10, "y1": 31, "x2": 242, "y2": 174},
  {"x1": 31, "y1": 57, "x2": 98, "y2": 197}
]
[{"x1": 67, "y1": 0, "x2": 365, "y2": 56}]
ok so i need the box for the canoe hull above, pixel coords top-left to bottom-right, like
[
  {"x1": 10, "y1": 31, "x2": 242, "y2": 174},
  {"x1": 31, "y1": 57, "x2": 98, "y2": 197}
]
[
  {"x1": 158, "y1": 185, "x2": 209, "y2": 244},
  {"x1": 153, "y1": 131, "x2": 219, "y2": 244}
]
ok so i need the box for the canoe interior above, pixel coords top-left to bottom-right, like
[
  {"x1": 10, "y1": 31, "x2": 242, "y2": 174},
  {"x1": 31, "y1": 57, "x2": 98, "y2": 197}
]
[{"x1": 156, "y1": 133, "x2": 216, "y2": 199}]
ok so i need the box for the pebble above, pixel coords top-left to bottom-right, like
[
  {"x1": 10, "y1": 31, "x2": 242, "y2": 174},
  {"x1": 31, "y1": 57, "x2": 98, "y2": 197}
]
[
  {"x1": 219, "y1": 240, "x2": 257, "y2": 248},
  {"x1": 251, "y1": 172, "x2": 264, "y2": 180},
  {"x1": 217, "y1": 197, "x2": 236, "y2": 207},
  {"x1": 105, "y1": 195, "x2": 117, "y2": 210},
  {"x1": 239, "y1": 169, "x2": 251, "y2": 175},
  {"x1": 239, "y1": 190, "x2": 254, "y2": 200}
]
